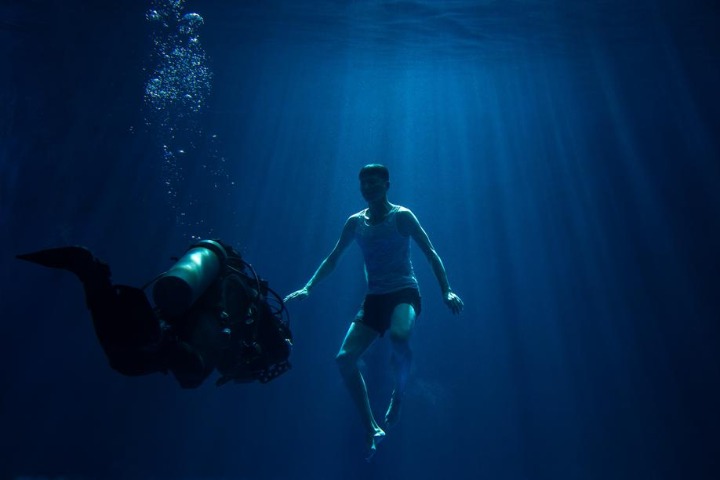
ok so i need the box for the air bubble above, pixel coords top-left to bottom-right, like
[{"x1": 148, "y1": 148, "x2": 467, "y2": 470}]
[
  {"x1": 145, "y1": 0, "x2": 230, "y2": 228},
  {"x1": 179, "y1": 12, "x2": 204, "y2": 35},
  {"x1": 146, "y1": 9, "x2": 161, "y2": 22}
]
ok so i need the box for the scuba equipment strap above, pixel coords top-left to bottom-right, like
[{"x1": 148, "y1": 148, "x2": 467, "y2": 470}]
[{"x1": 214, "y1": 258, "x2": 293, "y2": 385}]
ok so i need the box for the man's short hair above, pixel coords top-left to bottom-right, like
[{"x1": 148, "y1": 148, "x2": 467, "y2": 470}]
[{"x1": 359, "y1": 164, "x2": 389, "y2": 181}]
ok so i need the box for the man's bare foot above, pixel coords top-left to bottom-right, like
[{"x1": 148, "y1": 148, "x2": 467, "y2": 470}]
[
  {"x1": 365, "y1": 428, "x2": 385, "y2": 461},
  {"x1": 384, "y1": 391, "x2": 402, "y2": 428}
]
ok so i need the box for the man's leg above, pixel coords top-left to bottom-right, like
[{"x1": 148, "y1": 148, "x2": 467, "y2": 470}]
[
  {"x1": 336, "y1": 322, "x2": 384, "y2": 457},
  {"x1": 385, "y1": 303, "x2": 416, "y2": 427}
]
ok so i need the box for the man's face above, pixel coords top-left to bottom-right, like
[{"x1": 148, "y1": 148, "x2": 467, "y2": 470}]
[{"x1": 360, "y1": 174, "x2": 389, "y2": 203}]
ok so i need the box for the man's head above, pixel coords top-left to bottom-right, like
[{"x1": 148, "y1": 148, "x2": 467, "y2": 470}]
[
  {"x1": 359, "y1": 164, "x2": 389, "y2": 182},
  {"x1": 359, "y1": 164, "x2": 390, "y2": 203}
]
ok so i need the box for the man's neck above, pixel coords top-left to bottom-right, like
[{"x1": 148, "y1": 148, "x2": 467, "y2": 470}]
[{"x1": 367, "y1": 200, "x2": 391, "y2": 219}]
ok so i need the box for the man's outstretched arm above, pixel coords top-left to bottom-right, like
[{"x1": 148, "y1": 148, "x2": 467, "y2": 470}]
[
  {"x1": 284, "y1": 216, "x2": 357, "y2": 302},
  {"x1": 400, "y1": 210, "x2": 464, "y2": 314}
]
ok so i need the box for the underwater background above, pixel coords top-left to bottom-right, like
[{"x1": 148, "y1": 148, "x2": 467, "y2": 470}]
[{"x1": 1, "y1": 0, "x2": 719, "y2": 479}]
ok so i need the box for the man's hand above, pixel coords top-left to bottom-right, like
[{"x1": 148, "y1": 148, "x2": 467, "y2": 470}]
[
  {"x1": 284, "y1": 287, "x2": 310, "y2": 303},
  {"x1": 444, "y1": 291, "x2": 464, "y2": 315}
]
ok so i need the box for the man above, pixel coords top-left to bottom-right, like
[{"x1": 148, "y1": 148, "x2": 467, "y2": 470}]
[
  {"x1": 285, "y1": 164, "x2": 463, "y2": 460},
  {"x1": 17, "y1": 240, "x2": 292, "y2": 388}
]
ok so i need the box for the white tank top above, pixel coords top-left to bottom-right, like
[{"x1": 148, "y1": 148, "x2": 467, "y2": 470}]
[{"x1": 354, "y1": 205, "x2": 419, "y2": 294}]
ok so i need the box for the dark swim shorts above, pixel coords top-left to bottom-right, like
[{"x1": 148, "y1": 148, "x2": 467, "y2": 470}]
[{"x1": 354, "y1": 288, "x2": 422, "y2": 336}]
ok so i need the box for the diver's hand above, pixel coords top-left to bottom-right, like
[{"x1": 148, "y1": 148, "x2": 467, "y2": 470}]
[
  {"x1": 284, "y1": 287, "x2": 310, "y2": 303},
  {"x1": 444, "y1": 291, "x2": 464, "y2": 315}
]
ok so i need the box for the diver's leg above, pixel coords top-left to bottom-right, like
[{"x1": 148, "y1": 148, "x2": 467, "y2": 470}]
[
  {"x1": 104, "y1": 285, "x2": 168, "y2": 376},
  {"x1": 336, "y1": 323, "x2": 385, "y2": 458},
  {"x1": 385, "y1": 303, "x2": 416, "y2": 428},
  {"x1": 17, "y1": 247, "x2": 164, "y2": 375},
  {"x1": 16, "y1": 246, "x2": 121, "y2": 336},
  {"x1": 16, "y1": 246, "x2": 114, "y2": 314}
]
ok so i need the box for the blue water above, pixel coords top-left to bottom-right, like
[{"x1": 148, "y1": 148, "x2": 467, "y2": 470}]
[{"x1": 2, "y1": 1, "x2": 719, "y2": 479}]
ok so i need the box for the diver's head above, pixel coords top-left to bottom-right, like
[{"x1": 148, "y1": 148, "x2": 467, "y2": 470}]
[{"x1": 359, "y1": 164, "x2": 390, "y2": 204}]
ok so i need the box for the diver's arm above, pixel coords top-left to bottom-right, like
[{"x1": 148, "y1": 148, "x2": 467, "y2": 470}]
[
  {"x1": 399, "y1": 209, "x2": 464, "y2": 314},
  {"x1": 284, "y1": 216, "x2": 357, "y2": 302}
]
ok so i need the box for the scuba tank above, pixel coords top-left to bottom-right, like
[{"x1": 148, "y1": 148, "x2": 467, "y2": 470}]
[{"x1": 152, "y1": 239, "x2": 228, "y2": 317}]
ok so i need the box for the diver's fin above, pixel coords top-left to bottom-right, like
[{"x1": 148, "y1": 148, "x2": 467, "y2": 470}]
[{"x1": 16, "y1": 246, "x2": 110, "y2": 282}]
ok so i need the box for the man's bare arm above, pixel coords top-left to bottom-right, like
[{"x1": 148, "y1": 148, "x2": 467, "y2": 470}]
[
  {"x1": 400, "y1": 209, "x2": 464, "y2": 314},
  {"x1": 284, "y1": 215, "x2": 357, "y2": 302}
]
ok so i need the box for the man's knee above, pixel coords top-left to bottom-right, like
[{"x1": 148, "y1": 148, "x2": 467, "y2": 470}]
[
  {"x1": 389, "y1": 304, "x2": 415, "y2": 342},
  {"x1": 388, "y1": 327, "x2": 411, "y2": 344}
]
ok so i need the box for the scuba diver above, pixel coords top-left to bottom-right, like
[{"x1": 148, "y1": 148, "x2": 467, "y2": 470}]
[{"x1": 16, "y1": 240, "x2": 292, "y2": 388}]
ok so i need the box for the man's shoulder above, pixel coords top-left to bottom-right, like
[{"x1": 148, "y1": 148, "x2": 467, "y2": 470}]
[
  {"x1": 344, "y1": 211, "x2": 365, "y2": 227},
  {"x1": 394, "y1": 205, "x2": 412, "y2": 214},
  {"x1": 349, "y1": 209, "x2": 366, "y2": 220},
  {"x1": 393, "y1": 206, "x2": 420, "y2": 235},
  {"x1": 393, "y1": 205, "x2": 416, "y2": 219}
]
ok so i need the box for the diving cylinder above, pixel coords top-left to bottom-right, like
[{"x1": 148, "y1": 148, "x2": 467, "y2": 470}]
[{"x1": 152, "y1": 240, "x2": 228, "y2": 317}]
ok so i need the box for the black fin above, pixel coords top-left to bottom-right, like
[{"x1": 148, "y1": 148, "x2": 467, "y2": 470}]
[{"x1": 16, "y1": 246, "x2": 109, "y2": 281}]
